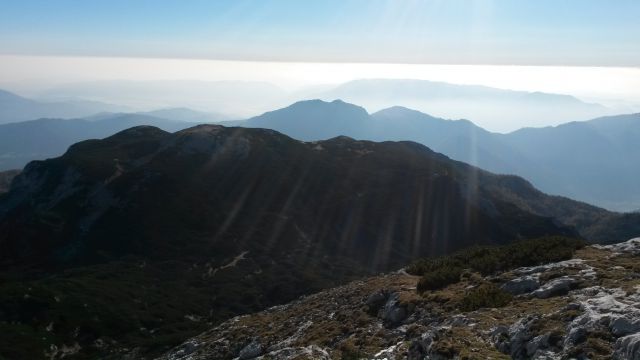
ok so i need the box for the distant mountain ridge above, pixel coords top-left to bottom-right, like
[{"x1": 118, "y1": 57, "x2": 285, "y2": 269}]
[
  {"x1": 1, "y1": 94, "x2": 638, "y2": 210},
  {"x1": 26, "y1": 78, "x2": 619, "y2": 131},
  {"x1": 0, "y1": 113, "x2": 202, "y2": 170},
  {"x1": 141, "y1": 107, "x2": 230, "y2": 122},
  {"x1": 241, "y1": 100, "x2": 640, "y2": 212},
  {"x1": 38, "y1": 80, "x2": 288, "y2": 119},
  {"x1": 314, "y1": 79, "x2": 613, "y2": 131},
  {"x1": 0, "y1": 89, "x2": 130, "y2": 124}
]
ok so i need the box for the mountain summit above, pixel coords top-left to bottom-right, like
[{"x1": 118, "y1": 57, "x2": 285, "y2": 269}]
[{"x1": 244, "y1": 99, "x2": 370, "y2": 141}]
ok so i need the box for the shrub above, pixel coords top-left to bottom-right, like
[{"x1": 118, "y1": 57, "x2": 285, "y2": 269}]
[
  {"x1": 409, "y1": 236, "x2": 585, "y2": 293},
  {"x1": 416, "y1": 266, "x2": 463, "y2": 292},
  {"x1": 339, "y1": 341, "x2": 367, "y2": 360},
  {"x1": 459, "y1": 283, "x2": 512, "y2": 311}
]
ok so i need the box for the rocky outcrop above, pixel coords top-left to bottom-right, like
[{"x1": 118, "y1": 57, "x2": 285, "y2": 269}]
[
  {"x1": 531, "y1": 276, "x2": 577, "y2": 299},
  {"x1": 595, "y1": 237, "x2": 640, "y2": 255},
  {"x1": 158, "y1": 238, "x2": 640, "y2": 360},
  {"x1": 500, "y1": 275, "x2": 540, "y2": 295},
  {"x1": 490, "y1": 315, "x2": 563, "y2": 359},
  {"x1": 615, "y1": 333, "x2": 640, "y2": 360},
  {"x1": 381, "y1": 294, "x2": 407, "y2": 325},
  {"x1": 238, "y1": 339, "x2": 262, "y2": 359}
]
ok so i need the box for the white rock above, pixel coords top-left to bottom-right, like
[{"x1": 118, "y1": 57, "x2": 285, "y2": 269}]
[
  {"x1": 614, "y1": 333, "x2": 640, "y2": 360},
  {"x1": 531, "y1": 277, "x2": 576, "y2": 299},
  {"x1": 239, "y1": 340, "x2": 262, "y2": 360},
  {"x1": 594, "y1": 238, "x2": 640, "y2": 255},
  {"x1": 566, "y1": 286, "x2": 640, "y2": 348},
  {"x1": 501, "y1": 275, "x2": 540, "y2": 295},
  {"x1": 515, "y1": 259, "x2": 586, "y2": 275}
]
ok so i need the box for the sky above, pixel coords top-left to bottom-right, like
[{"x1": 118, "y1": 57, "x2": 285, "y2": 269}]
[
  {"x1": 0, "y1": 0, "x2": 639, "y2": 127},
  {"x1": 1, "y1": 0, "x2": 639, "y2": 65}
]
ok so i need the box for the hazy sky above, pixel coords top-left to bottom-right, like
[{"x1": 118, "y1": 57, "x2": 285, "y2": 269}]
[
  {"x1": 2, "y1": 55, "x2": 639, "y2": 107},
  {"x1": 1, "y1": 0, "x2": 639, "y2": 66},
  {"x1": 0, "y1": 0, "x2": 639, "y2": 118}
]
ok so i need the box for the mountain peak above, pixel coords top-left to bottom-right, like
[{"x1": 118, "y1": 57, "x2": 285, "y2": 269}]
[
  {"x1": 110, "y1": 125, "x2": 169, "y2": 138},
  {"x1": 285, "y1": 98, "x2": 368, "y2": 113},
  {"x1": 175, "y1": 123, "x2": 225, "y2": 134},
  {"x1": 245, "y1": 99, "x2": 370, "y2": 141},
  {"x1": 373, "y1": 106, "x2": 436, "y2": 119},
  {"x1": 0, "y1": 88, "x2": 27, "y2": 100}
]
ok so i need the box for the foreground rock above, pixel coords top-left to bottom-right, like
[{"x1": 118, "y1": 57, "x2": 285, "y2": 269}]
[{"x1": 158, "y1": 238, "x2": 640, "y2": 359}]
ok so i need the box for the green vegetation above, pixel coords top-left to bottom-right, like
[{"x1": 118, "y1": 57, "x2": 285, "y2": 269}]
[
  {"x1": 0, "y1": 261, "x2": 212, "y2": 359},
  {"x1": 416, "y1": 266, "x2": 463, "y2": 292},
  {"x1": 0, "y1": 255, "x2": 363, "y2": 359},
  {"x1": 459, "y1": 283, "x2": 513, "y2": 311},
  {"x1": 409, "y1": 236, "x2": 585, "y2": 293}
]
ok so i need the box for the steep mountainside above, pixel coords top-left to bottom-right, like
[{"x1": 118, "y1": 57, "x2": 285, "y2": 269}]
[
  {"x1": 160, "y1": 238, "x2": 640, "y2": 360},
  {"x1": 0, "y1": 125, "x2": 576, "y2": 268},
  {"x1": 0, "y1": 125, "x2": 590, "y2": 358},
  {"x1": 241, "y1": 100, "x2": 640, "y2": 212},
  {"x1": 0, "y1": 114, "x2": 197, "y2": 170},
  {"x1": 369, "y1": 106, "x2": 534, "y2": 176},
  {"x1": 0, "y1": 89, "x2": 129, "y2": 124},
  {"x1": 504, "y1": 114, "x2": 640, "y2": 211},
  {"x1": 0, "y1": 169, "x2": 19, "y2": 194}
]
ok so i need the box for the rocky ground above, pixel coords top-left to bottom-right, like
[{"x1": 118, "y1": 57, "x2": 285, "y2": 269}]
[{"x1": 159, "y1": 238, "x2": 640, "y2": 360}]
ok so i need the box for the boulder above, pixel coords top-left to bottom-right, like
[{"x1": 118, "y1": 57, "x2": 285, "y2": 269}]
[
  {"x1": 239, "y1": 339, "x2": 262, "y2": 360},
  {"x1": 614, "y1": 333, "x2": 640, "y2": 360},
  {"x1": 531, "y1": 277, "x2": 576, "y2": 299},
  {"x1": 172, "y1": 341, "x2": 199, "y2": 357},
  {"x1": 525, "y1": 334, "x2": 550, "y2": 356},
  {"x1": 490, "y1": 326, "x2": 510, "y2": 354},
  {"x1": 381, "y1": 292, "x2": 408, "y2": 326},
  {"x1": 565, "y1": 327, "x2": 587, "y2": 346},
  {"x1": 491, "y1": 315, "x2": 540, "y2": 359},
  {"x1": 365, "y1": 289, "x2": 389, "y2": 314},
  {"x1": 611, "y1": 316, "x2": 640, "y2": 337},
  {"x1": 501, "y1": 275, "x2": 540, "y2": 295},
  {"x1": 407, "y1": 340, "x2": 427, "y2": 360}
]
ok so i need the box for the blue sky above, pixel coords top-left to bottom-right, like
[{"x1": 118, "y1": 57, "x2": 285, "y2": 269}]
[{"x1": 0, "y1": 0, "x2": 638, "y2": 65}]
